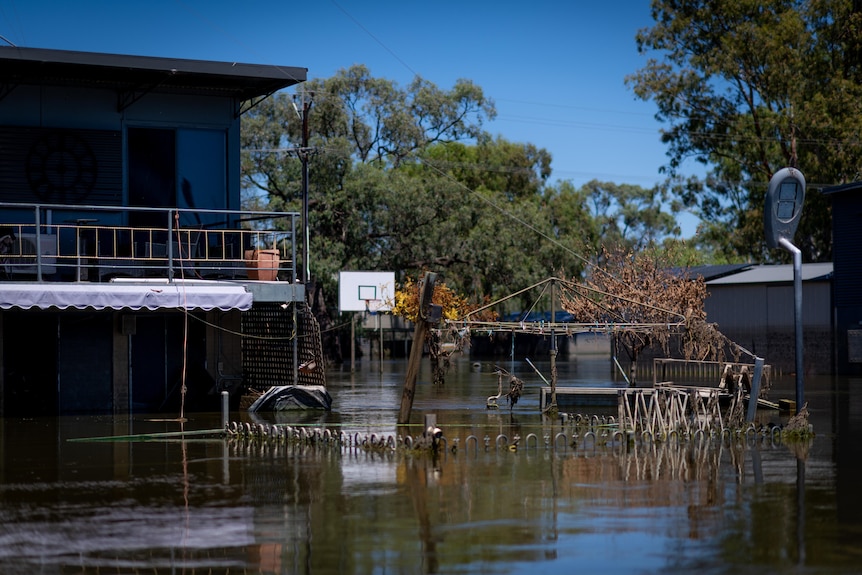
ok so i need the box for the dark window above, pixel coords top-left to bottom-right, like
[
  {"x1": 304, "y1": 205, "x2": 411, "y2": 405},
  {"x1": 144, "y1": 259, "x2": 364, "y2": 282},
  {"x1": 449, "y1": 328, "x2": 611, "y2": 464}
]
[{"x1": 128, "y1": 127, "x2": 175, "y2": 228}]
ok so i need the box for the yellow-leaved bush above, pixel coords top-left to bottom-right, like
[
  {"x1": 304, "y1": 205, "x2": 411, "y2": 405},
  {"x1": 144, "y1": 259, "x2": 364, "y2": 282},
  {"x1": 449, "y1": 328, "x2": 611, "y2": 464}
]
[{"x1": 390, "y1": 276, "x2": 496, "y2": 323}]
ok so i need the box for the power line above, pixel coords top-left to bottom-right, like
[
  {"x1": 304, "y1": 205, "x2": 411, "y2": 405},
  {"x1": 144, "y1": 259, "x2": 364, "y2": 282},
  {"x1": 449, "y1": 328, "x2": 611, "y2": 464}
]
[
  {"x1": 495, "y1": 114, "x2": 660, "y2": 135},
  {"x1": 0, "y1": 0, "x2": 24, "y2": 47},
  {"x1": 494, "y1": 97, "x2": 656, "y2": 117},
  {"x1": 172, "y1": 0, "x2": 306, "y2": 85},
  {"x1": 330, "y1": 0, "x2": 420, "y2": 79}
]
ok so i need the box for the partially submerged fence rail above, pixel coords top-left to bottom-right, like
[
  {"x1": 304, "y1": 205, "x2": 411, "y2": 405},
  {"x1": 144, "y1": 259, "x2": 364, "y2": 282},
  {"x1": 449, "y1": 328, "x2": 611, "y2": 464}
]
[
  {"x1": 615, "y1": 386, "x2": 748, "y2": 441},
  {"x1": 653, "y1": 358, "x2": 772, "y2": 397}
]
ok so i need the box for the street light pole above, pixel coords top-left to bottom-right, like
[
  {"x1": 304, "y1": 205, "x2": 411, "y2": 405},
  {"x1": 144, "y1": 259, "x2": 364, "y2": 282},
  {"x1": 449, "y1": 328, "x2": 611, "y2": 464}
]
[
  {"x1": 764, "y1": 166, "x2": 806, "y2": 415},
  {"x1": 780, "y1": 237, "x2": 804, "y2": 414}
]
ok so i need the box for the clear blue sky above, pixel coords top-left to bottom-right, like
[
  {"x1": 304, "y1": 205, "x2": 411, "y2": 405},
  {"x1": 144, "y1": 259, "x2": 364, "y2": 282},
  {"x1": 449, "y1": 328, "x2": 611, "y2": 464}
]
[{"x1": 0, "y1": 0, "x2": 702, "y2": 235}]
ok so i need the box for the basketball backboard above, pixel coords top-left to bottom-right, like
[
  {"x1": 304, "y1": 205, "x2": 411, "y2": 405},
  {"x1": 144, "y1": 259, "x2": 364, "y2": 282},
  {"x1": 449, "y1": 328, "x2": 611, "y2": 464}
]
[{"x1": 338, "y1": 271, "x2": 396, "y2": 312}]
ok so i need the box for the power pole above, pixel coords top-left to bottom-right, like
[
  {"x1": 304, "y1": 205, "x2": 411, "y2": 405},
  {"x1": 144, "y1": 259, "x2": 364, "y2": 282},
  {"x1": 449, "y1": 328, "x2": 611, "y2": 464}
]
[{"x1": 298, "y1": 95, "x2": 312, "y2": 285}]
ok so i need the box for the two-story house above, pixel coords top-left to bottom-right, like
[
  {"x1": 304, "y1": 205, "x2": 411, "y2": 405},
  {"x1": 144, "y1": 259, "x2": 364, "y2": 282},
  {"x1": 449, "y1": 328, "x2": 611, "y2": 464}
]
[{"x1": 0, "y1": 46, "x2": 322, "y2": 416}]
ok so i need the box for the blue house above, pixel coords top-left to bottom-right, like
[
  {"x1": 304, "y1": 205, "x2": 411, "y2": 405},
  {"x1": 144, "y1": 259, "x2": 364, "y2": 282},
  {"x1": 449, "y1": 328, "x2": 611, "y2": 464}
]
[{"x1": 0, "y1": 47, "x2": 321, "y2": 416}]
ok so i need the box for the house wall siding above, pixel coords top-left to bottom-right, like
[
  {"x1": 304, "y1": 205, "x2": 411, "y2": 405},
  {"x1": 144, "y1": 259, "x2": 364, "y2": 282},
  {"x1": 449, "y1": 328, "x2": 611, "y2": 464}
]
[
  {"x1": 0, "y1": 86, "x2": 121, "y2": 129},
  {"x1": 0, "y1": 85, "x2": 236, "y2": 130},
  {"x1": 0, "y1": 85, "x2": 240, "y2": 211}
]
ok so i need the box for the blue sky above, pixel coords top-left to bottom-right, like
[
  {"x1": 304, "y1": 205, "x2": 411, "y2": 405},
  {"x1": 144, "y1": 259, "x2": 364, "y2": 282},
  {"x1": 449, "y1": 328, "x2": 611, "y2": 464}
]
[{"x1": 0, "y1": 0, "x2": 702, "y2": 235}]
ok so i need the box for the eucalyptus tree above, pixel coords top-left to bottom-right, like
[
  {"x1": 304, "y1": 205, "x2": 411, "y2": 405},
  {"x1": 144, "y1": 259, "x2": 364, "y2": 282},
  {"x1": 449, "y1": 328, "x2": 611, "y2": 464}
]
[
  {"x1": 241, "y1": 64, "x2": 685, "y2": 350},
  {"x1": 241, "y1": 65, "x2": 495, "y2": 291},
  {"x1": 628, "y1": 0, "x2": 862, "y2": 262},
  {"x1": 416, "y1": 137, "x2": 582, "y2": 301},
  {"x1": 580, "y1": 179, "x2": 680, "y2": 253}
]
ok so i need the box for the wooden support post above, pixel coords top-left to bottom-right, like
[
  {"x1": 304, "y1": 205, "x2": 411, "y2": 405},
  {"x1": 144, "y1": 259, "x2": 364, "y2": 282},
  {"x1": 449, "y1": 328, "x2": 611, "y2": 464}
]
[{"x1": 398, "y1": 272, "x2": 437, "y2": 424}]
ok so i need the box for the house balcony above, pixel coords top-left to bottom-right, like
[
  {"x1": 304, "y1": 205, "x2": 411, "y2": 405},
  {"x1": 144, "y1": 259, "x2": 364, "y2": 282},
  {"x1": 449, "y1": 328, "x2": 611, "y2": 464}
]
[{"x1": 0, "y1": 202, "x2": 304, "y2": 311}]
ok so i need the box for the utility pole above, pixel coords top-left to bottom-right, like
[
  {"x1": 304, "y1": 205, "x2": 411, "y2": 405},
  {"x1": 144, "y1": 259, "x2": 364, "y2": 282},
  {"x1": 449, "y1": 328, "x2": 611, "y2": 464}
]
[
  {"x1": 298, "y1": 94, "x2": 312, "y2": 285},
  {"x1": 549, "y1": 279, "x2": 557, "y2": 411}
]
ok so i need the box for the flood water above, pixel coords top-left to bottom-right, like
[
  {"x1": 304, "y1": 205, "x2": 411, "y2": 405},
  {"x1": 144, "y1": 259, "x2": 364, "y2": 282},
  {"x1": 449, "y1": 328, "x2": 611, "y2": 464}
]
[{"x1": 2, "y1": 356, "x2": 862, "y2": 574}]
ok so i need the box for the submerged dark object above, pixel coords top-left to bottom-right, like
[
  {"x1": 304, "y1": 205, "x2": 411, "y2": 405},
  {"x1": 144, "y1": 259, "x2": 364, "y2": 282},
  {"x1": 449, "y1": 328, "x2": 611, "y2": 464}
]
[{"x1": 248, "y1": 385, "x2": 332, "y2": 412}]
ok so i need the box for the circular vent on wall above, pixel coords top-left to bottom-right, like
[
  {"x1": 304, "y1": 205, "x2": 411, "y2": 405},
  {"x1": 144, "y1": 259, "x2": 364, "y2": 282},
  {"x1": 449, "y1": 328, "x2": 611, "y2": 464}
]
[{"x1": 26, "y1": 131, "x2": 97, "y2": 203}]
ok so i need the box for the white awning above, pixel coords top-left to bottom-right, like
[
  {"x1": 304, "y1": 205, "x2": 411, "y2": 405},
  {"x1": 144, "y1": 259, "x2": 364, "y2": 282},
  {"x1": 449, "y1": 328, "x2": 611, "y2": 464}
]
[{"x1": 0, "y1": 281, "x2": 253, "y2": 311}]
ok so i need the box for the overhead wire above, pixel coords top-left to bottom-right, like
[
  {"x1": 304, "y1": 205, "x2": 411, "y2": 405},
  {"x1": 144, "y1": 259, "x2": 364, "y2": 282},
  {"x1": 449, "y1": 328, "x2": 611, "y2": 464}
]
[
  {"x1": 0, "y1": 0, "x2": 24, "y2": 47},
  {"x1": 235, "y1": 1, "x2": 830, "y2": 326},
  {"x1": 330, "y1": 0, "x2": 420, "y2": 78},
  {"x1": 172, "y1": 0, "x2": 307, "y2": 86},
  {"x1": 322, "y1": 1, "x2": 696, "y2": 323}
]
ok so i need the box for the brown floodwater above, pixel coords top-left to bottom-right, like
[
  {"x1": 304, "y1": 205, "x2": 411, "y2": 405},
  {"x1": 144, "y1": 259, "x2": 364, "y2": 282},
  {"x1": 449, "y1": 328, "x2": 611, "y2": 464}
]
[{"x1": 1, "y1": 356, "x2": 861, "y2": 574}]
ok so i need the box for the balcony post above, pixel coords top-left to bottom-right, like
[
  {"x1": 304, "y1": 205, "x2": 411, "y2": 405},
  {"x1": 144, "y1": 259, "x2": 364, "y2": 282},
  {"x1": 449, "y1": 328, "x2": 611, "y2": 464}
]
[
  {"x1": 34, "y1": 206, "x2": 42, "y2": 282},
  {"x1": 167, "y1": 209, "x2": 175, "y2": 281}
]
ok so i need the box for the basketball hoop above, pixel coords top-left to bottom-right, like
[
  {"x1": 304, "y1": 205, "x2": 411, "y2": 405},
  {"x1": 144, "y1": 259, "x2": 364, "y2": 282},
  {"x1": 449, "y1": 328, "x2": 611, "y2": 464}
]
[{"x1": 365, "y1": 299, "x2": 383, "y2": 315}]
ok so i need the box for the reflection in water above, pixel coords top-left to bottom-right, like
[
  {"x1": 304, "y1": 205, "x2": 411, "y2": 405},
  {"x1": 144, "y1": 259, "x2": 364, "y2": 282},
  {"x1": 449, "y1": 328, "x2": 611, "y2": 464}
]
[{"x1": 0, "y1": 359, "x2": 860, "y2": 574}]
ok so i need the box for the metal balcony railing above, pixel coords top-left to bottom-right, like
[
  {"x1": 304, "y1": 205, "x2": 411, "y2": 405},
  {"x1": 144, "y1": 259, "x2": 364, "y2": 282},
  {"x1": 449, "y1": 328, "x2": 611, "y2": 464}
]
[{"x1": 0, "y1": 202, "x2": 299, "y2": 283}]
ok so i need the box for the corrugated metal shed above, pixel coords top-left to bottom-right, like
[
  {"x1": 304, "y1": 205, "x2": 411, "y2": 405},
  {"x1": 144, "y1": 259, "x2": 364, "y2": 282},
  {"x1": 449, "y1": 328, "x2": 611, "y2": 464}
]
[
  {"x1": 703, "y1": 262, "x2": 833, "y2": 373},
  {"x1": 673, "y1": 263, "x2": 754, "y2": 281}
]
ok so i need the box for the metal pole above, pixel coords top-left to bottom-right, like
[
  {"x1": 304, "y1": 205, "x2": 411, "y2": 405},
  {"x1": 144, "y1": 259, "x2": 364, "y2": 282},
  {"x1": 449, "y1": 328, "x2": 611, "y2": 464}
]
[
  {"x1": 301, "y1": 99, "x2": 311, "y2": 284},
  {"x1": 378, "y1": 312, "x2": 383, "y2": 374},
  {"x1": 549, "y1": 280, "x2": 557, "y2": 409},
  {"x1": 291, "y1": 215, "x2": 299, "y2": 381},
  {"x1": 350, "y1": 312, "x2": 356, "y2": 373},
  {"x1": 34, "y1": 207, "x2": 43, "y2": 281},
  {"x1": 779, "y1": 237, "x2": 804, "y2": 414},
  {"x1": 167, "y1": 210, "x2": 175, "y2": 281},
  {"x1": 746, "y1": 356, "x2": 765, "y2": 422},
  {"x1": 292, "y1": 304, "x2": 299, "y2": 384},
  {"x1": 221, "y1": 391, "x2": 229, "y2": 429}
]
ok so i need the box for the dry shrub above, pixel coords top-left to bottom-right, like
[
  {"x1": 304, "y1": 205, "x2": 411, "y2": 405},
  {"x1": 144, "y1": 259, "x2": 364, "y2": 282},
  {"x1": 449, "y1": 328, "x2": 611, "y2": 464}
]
[{"x1": 561, "y1": 246, "x2": 738, "y2": 379}]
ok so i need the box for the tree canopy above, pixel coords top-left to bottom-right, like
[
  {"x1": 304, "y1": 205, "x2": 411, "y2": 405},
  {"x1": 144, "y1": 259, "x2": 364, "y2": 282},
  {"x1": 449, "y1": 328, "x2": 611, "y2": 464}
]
[
  {"x1": 628, "y1": 0, "x2": 862, "y2": 263},
  {"x1": 241, "y1": 65, "x2": 687, "y2": 353}
]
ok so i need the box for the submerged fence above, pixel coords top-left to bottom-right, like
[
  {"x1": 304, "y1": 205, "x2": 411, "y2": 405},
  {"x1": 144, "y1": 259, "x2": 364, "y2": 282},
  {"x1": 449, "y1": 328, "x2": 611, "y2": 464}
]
[
  {"x1": 652, "y1": 358, "x2": 773, "y2": 397},
  {"x1": 223, "y1": 406, "x2": 785, "y2": 458}
]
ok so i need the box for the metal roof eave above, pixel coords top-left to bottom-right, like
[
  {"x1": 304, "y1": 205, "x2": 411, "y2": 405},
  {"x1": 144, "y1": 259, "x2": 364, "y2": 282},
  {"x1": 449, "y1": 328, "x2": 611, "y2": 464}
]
[
  {"x1": 705, "y1": 263, "x2": 834, "y2": 285},
  {"x1": 822, "y1": 181, "x2": 862, "y2": 196},
  {"x1": 0, "y1": 46, "x2": 306, "y2": 101}
]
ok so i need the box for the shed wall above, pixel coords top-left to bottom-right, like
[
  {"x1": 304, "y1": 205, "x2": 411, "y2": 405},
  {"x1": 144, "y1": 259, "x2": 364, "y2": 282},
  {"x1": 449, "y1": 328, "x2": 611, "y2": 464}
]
[{"x1": 705, "y1": 281, "x2": 832, "y2": 374}]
